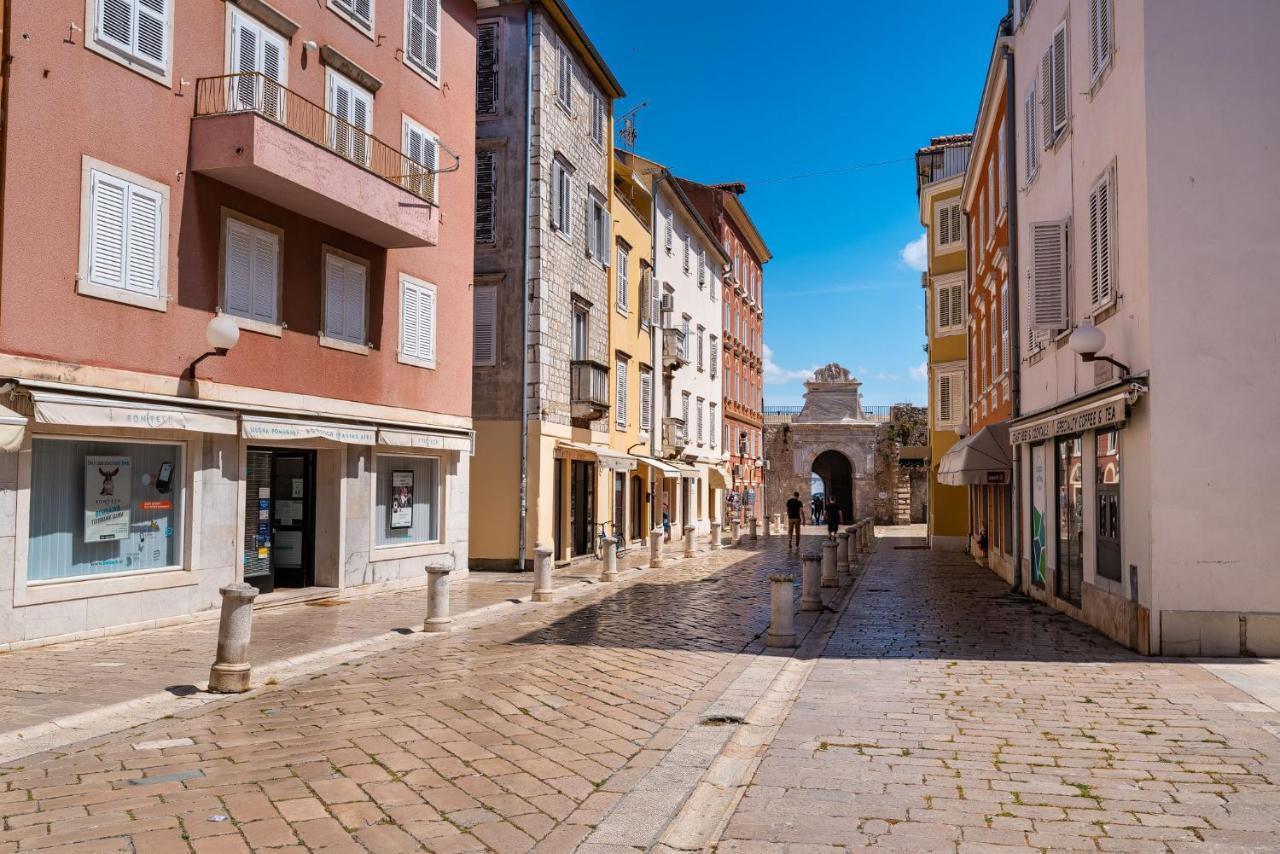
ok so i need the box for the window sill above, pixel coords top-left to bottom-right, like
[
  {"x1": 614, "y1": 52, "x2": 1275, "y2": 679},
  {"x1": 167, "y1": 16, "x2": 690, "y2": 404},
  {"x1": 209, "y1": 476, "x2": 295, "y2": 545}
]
[
  {"x1": 556, "y1": 98, "x2": 574, "y2": 118},
  {"x1": 404, "y1": 58, "x2": 442, "y2": 90},
  {"x1": 227, "y1": 314, "x2": 283, "y2": 337},
  {"x1": 326, "y1": 2, "x2": 376, "y2": 40},
  {"x1": 1090, "y1": 300, "x2": 1120, "y2": 324},
  {"x1": 319, "y1": 335, "x2": 370, "y2": 355},
  {"x1": 398, "y1": 352, "x2": 437, "y2": 370},
  {"x1": 370, "y1": 540, "x2": 448, "y2": 563},
  {"x1": 78, "y1": 281, "x2": 168, "y2": 313},
  {"x1": 86, "y1": 38, "x2": 171, "y2": 88},
  {"x1": 16, "y1": 567, "x2": 196, "y2": 607}
]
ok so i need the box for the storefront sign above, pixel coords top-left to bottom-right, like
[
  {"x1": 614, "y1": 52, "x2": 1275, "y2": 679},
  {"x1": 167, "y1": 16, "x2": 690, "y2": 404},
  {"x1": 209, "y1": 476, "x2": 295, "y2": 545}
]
[
  {"x1": 985, "y1": 471, "x2": 1007, "y2": 484},
  {"x1": 33, "y1": 395, "x2": 237, "y2": 435},
  {"x1": 378, "y1": 428, "x2": 472, "y2": 453},
  {"x1": 390, "y1": 471, "x2": 414, "y2": 529},
  {"x1": 1010, "y1": 395, "x2": 1126, "y2": 445},
  {"x1": 85, "y1": 455, "x2": 131, "y2": 543},
  {"x1": 242, "y1": 417, "x2": 375, "y2": 446},
  {"x1": 140, "y1": 500, "x2": 172, "y2": 510}
]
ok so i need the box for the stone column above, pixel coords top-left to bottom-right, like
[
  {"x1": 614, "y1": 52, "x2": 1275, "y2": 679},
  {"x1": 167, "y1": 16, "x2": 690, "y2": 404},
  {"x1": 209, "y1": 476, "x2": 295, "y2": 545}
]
[
  {"x1": 600, "y1": 537, "x2": 618, "y2": 582},
  {"x1": 772, "y1": 513, "x2": 781, "y2": 532},
  {"x1": 749, "y1": 516, "x2": 759, "y2": 541},
  {"x1": 766, "y1": 574, "x2": 796, "y2": 648},
  {"x1": 650, "y1": 527, "x2": 665, "y2": 568},
  {"x1": 683, "y1": 524, "x2": 695, "y2": 558},
  {"x1": 710, "y1": 521, "x2": 722, "y2": 550},
  {"x1": 763, "y1": 515, "x2": 772, "y2": 538},
  {"x1": 821, "y1": 540, "x2": 839, "y2": 588},
  {"x1": 836, "y1": 531, "x2": 850, "y2": 574},
  {"x1": 424, "y1": 567, "x2": 452, "y2": 633},
  {"x1": 731, "y1": 520, "x2": 741, "y2": 545},
  {"x1": 800, "y1": 553, "x2": 823, "y2": 612},
  {"x1": 532, "y1": 545, "x2": 555, "y2": 602},
  {"x1": 208, "y1": 583, "x2": 258, "y2": 693}
]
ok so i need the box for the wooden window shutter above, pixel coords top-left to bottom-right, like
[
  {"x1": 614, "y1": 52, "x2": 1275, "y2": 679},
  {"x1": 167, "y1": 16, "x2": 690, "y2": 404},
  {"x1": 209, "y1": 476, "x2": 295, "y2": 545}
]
[
  {"x1": 1088, "y1": 169, "x2": 1115, "y2": 308},
  {"x1": 475, "y1": 149, "x2": 496, "y2": 243},
  {"x1": 473, "y1": 285, "x2": 497, "y2": 366},
  {"x1": 936, "y1": 284, "x2": 949, "y2": 331},
  {"x1": 938, "y1": 374, "x2": 953, "y2": 424},
  {"x1": 1052, "y1": 25, "x2": 1068, "y2": 137},
  {"x1": 1030, "y1": 220, "x2": 1068, "y2": 330},
  {"x1": 937, "y1": 203, "x2": 951, "y2": 245},
  {"x1": 950, "y1": 205, "x2": 963, "y2": 246},
  {"x1": 952, "y1": 284, "x2": 965, "y2": 328},
  {"x1": 557, "y1": 41, "x2": 572, "y2": 109},
  {"x1": 476, "y1": 22, "x2": 499, "y2": 114}
]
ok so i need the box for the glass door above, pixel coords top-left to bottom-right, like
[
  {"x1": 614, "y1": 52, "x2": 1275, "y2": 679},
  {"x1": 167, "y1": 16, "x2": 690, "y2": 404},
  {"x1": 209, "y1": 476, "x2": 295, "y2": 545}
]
[{"x1": 1055, "y1": 436, "x2": 1084, "y2": 606}]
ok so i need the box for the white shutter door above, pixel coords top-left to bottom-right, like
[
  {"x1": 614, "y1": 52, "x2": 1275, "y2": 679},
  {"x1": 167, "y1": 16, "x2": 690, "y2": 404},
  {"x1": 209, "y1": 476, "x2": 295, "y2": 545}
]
[
  {"x1": 1040, "y1": 49, "x2": 1054, "y2": 149},
  {"x1": 420, "y1": 286, "x2": 436, "y2": 362},
  {"x1": 401, "y1": 283, "x2": 421, "y2": 360},
  {"x1": 1052, "y1": 26, "x2": 1068, "y2": 136},
  {"x1": 135, "y1": 0, "x2": 167, "y2": 68},
  {"x1": 224, "y1": 221, "x2": 254, "y2": 318},
  {"x1": 343, "y1": 263, "x2": 365, "y2": 343},
  {"x1": 1024, "y1": 85, "x2": 1038, "y2": 182},
  {"x1": 407, "y1": 0, "x2": 427, "y2": 69},
  {"x1": 88, "y1": 171, "x2": 128, "y2": 290},
  {"x1": 324, "y1": 256, "x2": 346, "y2": 339},
  {"x1": 1030, "y1": 220, "x2": 1068, "y2": 330},
  {"x1": 99, "y1": 0, "x2": 133, "y2": 52},
  {"x1": 260, "y1": 34, "x2": 284, "y2": 119},
  {"x1": 473, "y1": 285, "x2": 497, "y2": 366},
  {"x1": 350, "y1": 88, "x2": 371, "y2": 165},
  {"x1": 230, "y1": 14, "x2": 257, "y2": 110},
  {"x1": 125, "y1": 184, "x2": 162, "y2": 297},
  {"x1": 423, "y1": 0, "x2": 441, "y2": 79}
]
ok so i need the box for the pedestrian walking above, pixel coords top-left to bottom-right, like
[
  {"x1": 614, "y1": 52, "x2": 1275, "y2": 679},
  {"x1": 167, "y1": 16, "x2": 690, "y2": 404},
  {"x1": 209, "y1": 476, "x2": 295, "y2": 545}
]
[
  {"x1": 825, "y1": 496, "x2": 842, "y2": 540},
  {"x1": 786, "y1": 491, "x2": 805, "y2": 550},
  {"x1": 811, "y1": 494, "x2": 823, "y2": 527},
  {"x1": 662, "y1": 509, "x2": 671, "y2": 543}
]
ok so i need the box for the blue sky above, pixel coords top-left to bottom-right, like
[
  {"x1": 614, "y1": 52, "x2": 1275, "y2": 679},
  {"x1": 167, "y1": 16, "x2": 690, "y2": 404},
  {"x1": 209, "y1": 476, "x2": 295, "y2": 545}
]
[{"x1": 574, "y1": 0, "x2": 1006, "y2": 406}]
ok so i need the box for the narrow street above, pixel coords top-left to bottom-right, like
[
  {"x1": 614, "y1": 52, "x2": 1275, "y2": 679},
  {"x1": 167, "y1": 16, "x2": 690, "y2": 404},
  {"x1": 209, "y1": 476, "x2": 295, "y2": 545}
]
[{"x1": 3, "y1": 530, "x2": 1279, "y2": 853}]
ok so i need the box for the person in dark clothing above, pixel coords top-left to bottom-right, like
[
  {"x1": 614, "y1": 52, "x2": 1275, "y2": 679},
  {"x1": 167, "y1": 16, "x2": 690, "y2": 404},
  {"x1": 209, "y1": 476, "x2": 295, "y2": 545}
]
[
  {"x1": 811, "y1": 495, "x2": 823, "y2": 526},
  {"x1": 825, "y1": 497, "x2": 842, "y2": 539},
  {"x1": 785, "y1": 491, "x2": 805, "y2": 549}
]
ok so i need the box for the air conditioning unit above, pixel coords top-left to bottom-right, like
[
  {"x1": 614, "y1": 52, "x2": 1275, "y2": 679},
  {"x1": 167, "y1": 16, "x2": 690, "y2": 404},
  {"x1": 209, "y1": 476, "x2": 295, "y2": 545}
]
[{"x1": 660, "y1": 294, "x2": 674, "y2": 313}]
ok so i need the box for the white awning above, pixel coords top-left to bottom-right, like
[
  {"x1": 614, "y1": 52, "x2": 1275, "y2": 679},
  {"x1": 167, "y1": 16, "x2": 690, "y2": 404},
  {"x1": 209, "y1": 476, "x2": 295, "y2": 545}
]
[
  {"x1": 27, "y1": 389, "x2": 238, "y2": 435},
  {"x1": 242, "y1": 415, "x2": 375, "y2": 445},
  {"x1": 378, "y1": 428, "x2": 473, "y2": 454},
  {"x1": 938, "y1": 421, "x2": 1012, "y2": 486},
  {"x1": 635, "y1": 455, "x2": 682, "y2": 479},
  {"x1": 555, "y1": 441, "x2": 636, "y2": 471},
  {"x1": 0, "y1": 403, "x2": 25, "y2": 452}
]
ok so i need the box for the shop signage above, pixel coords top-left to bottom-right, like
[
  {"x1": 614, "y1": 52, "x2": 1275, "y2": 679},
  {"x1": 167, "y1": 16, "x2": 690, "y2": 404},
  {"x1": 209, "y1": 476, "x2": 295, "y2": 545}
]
[
  {"x1": 378, "y1": 428, "x2": 473, "y2": 454},
  {"x1": 34, "y1": 396, "x2": 237, "y2": 435},
  {"x1": 985, "y1": 471, "x2": 1007, "y2": 484},
  {"x1": 242, "y1": 417, "x2": 375, "y2": 446},
  {"x1": 1010, "y1": 396, "x2": 1126, "y2": 445},
  {"x1": 85, "y1": 455, "x2": 131, "y2": 542}
]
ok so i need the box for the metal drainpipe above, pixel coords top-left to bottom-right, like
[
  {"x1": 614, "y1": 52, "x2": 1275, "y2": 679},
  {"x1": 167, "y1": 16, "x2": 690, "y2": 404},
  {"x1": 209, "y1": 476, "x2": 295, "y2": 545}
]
[
  {"x1": 648, "y1": 170, "x2": 668, "y2": 529},
  {"x1": 962, "y1": 209, "x2": 974, "y2": 549},
  {"x1": 1001, "y1": 38, "x2": 1024, "y2": 593},
  {"x1": 516, "y1": 3, "x2": 535, "y2": 571}
]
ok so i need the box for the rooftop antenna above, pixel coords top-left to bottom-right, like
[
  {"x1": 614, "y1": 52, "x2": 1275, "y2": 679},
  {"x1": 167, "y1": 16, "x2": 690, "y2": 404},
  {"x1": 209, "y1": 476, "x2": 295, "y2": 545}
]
[{"x1": 618, "y1": 101, "x2": 648, "y2": 152}]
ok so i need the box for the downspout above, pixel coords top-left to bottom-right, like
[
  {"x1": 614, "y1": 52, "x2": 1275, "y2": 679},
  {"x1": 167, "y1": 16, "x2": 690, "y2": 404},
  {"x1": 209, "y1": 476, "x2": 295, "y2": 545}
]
[
  {"x1": 516, "y1": 3, "x2": 534, "y2": 571},
  {"x1": 648, "y1": 170, "x2": 668, "y2": 532},
  {"x1": 0, "y1": 0, "x2": 11, "y2": 316},
  {"x1": 962, "y1": 209, "x2": 973, "y2": 550},
  {"x1": 1000, "y1": 35, "x2": 1024, "y2": 593}
]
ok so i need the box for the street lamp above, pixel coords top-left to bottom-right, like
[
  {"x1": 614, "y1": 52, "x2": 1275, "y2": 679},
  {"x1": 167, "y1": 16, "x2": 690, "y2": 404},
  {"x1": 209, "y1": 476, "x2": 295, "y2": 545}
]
[
  {"x1": 185, "y1": 314, "x2": 240, "y2": 381},
  {"x1": 1068, "y1": 320, "x2": 1129, "y2": 377}
]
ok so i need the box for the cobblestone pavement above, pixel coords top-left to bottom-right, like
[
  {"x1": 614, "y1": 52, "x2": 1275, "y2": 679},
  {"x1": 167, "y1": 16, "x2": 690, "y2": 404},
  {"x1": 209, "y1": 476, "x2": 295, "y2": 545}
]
[
  {"x1": 0, "y1": 530, "x2": 838, "y2": 853},
  {"x1": 719, "y1": 528, "x2": 1280, "y2": 853}
]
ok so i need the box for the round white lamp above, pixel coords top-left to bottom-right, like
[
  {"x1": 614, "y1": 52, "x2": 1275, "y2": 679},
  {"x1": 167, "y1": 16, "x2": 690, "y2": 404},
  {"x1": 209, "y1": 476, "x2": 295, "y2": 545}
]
[
  {"x1": 206, "y1": 313, "x2": 241, "y2": 351},
  {"x1": 955, "y1": 421, "x2": 970, "y2": 439},
  {"x1": 1068, "y1": 319, "x2": 1106, "y2": 358}
]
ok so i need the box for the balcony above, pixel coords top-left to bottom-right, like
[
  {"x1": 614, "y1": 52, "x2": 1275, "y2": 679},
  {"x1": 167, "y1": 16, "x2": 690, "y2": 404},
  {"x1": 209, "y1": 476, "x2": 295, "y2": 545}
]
[
  {"x1": 662, "y1": 417, "x2": 688, "y2": 457},
  {"x1": 570, "y1": 360, "x2": 610, "y2": 421},
  {"x1": 662, "y1": 328, "x2": 689, "y2": 371},
  {"x1": 191, "y1": 73, "x2": 439, "y2": 249}
]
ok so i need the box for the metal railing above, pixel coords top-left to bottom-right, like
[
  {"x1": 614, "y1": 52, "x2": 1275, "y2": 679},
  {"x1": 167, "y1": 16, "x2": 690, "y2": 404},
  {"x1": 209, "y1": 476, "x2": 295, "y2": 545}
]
[
  {"x1": 195, "y1": 72, "x2": 439, "y2": 205},
  {"x1": 662, "y1": 328, "x2": 688, "y2": 367},
  {"x1": 762, "y1": 404, "x2": 895, "y2": 423}
]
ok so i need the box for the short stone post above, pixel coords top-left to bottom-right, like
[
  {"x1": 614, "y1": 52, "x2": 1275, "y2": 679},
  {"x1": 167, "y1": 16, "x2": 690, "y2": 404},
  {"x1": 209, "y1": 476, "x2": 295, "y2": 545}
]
[
  {"x1": 424, "y1": 567, "x2": 452, "y2": 633},
  {"x1": 683, "y1": 524, "x2": 695, "y2": 558},
  {"x1": 848, "y1": 525, "x2": 861, "y2": 557},
  {"x1": 862, "y1": 519, "x2": 873, "y2": 549},
  {"x1": 763, "y1": 515, "x2": 772, "y2": 538},
  {"x1": 836, "y1": 531, "x2": 850, "y2": 574},
  {"x1": 766, "y1": 574, "x2": 796, "y2": 648},
  {"x1": 649, "y1": 527, "x2": 665, "y2": 568},
  {"x1": 800, "y1": 553, "x2": 823, "y2": 612},
  {"x1": 710, "y1": 520, "x2": 722, "y2": 550},
  {"x1": 731, "y1": 520, "x2": 741, "y2": 546},
  {"x1": 208, "y1": 583, "x2": 258, "y2": 693},
  {"x1": 532, "y1": 545, "x2": 555, "y2": 602},
  {"x1": 821, "y1": 540, "x2": 839, "y2": 588},
  {"x1": 749, "y1": 516, "x2": 759, "y2": 541},
  {"x1": 600, "y1": 537, "x2": 618, "y2": 582}
]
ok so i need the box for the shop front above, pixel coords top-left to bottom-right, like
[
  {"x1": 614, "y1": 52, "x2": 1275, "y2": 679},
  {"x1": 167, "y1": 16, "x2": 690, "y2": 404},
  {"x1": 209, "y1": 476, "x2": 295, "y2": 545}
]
[
  {"x1": 937, "y1": 421, "x2": 1013, "y2": 580},
  {"x1": 553, "y1": 442, "x2": 636, "y2": 562}
]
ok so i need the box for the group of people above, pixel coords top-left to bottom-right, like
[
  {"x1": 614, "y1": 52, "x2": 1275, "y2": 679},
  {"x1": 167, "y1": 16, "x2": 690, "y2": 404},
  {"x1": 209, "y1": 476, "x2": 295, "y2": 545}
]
[{"x1": 784, "y1": 490, "x2": 843, "y2": 550}]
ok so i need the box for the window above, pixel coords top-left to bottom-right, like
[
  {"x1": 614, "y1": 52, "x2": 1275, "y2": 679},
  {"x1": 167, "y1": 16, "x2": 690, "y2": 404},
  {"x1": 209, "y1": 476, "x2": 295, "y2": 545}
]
[
  {"x1": 663, "y1": 211, "x2": 673, "y2": 254},
  {"x1": 997, "y1": 123, "x2": 1008, "y2": 211},
  {"x1": 680, "y1": 316, "x2": 690, "y2": 360},
  {"x1": 556, "y1": 38, "x2": 573, "y2": 111},
  {"x1": 709, "y1": 403, "x2": 717, "y2": 449},
  {"x1": 697, "y1": 249, "x2": 706, "y2": 288},
  {"x1": 1029, "y1": 220, "x2": 1068, "y2": 331},
  {"x1": 551, "y1": 158, "x2": 573, "y2": 236},
  {"x1": 988, "y1": 316, "x2": 998, "y2": 387},
  {"x1": 223, "y1": 216, "x2": 281, "y2": 328},
  {"x1": 81, "y1": 160, "x2": 167, "y2": 310},
  {"x1": 402, "y1": 117, "x2": 439, "y2": 201},
  {"x1": 376, "y1": 455, "x2": 440, "y2": 546},
  {"x1": 936, "y1": 369, "x2": 964, "y2": 429},
  {"x1": 639, "y1": 367, "x2": 653, "y2": 432},
  {"x1": 322, "y1": 250, "x2": 367, "y2": 347},
  {"x1": 1088, "y1": 0, "x2": 1113, "y2": 85},
  {"x1": 709, "y1": 335, "x2": 718, "y2": 379},
  {"x1": 638, "y1": 267, "x2": 652, "y2": 328},
  {"x1": 1023, "y1": 79, "x2": 1039, "y2": 184},
  {"x1": 987, "y1": 160, "x2": 996, "y2": 239},
  {"x1": 935, "y1": 278, "x2": 965, "y2": 335},
  {"x1": 681, "y1": 231, "x2": 690, "y2": 274},
  {"x1": 327, "y1": 71, "x2": 374, "y2": 165},
  {"x1": 616, "y1": 243, "x2": 630, "y2": 312},
  {"x1": 1041, "y1": 24, "x2": 1068, "y2": 147},
  {"x1": 475, "y1": 149, "x2": 497, "y2": 244},
  {"x1": 1000, "y1": 283, "x2": 1010, "y2": 375},
  {"x1": 1087, "y1": 167, "x2": 1116, "y2": 311},
  {"x1": 473, "y1": 285, "x2": 497, "y2": 366},
  {"x1": 399, "y1": 275, "x2": 437, "y2": 369},
  {"x1": 978, "y1": 320, "x2": 987, "y2": 389},
  {"x1": 681, "y1": 391, "x2": 690, "y2": 425},
  {"x1": 1096, "y1": 428, "x2": 1122, "y2": 582},
  {"x1": 476, "y1": 20, "x2": 499, "y2": 114},
  {"x1": 571, "y1": 302, "x2": 588, "y2": 361},
  {"x1": 329, "y1": 0, "x2": 373, "y2": 34},
  {"x1": 591, "y1": 89, "x2": 606, "y2": 148},
  {"x1": 615, "y1": 357, "x2": 629, "y2": 428},
  {"x1": 696, "y1": 397, "x2": 704, "y2": 445},
  {"x1": 696, "y1": 325, "x2": 705, "y2": 371},
  {"x1": 93, "y1": 0, "x2": 170, "y2": 77},
  {"x1": 586, "y1": 190, "x2": 611, "y2": 265},
  {"x1": 935, "y1": 199, "x2": 963, "y2": 250},
  {"x1": 404, "y1": 0, "x2": 441, "y2": 83},
  {"x1": 29, "y1": 437, "x2": 184, "y2": 581},
  {"x1": 228, "y1": 8, "x2": 286, "y2": 117}
]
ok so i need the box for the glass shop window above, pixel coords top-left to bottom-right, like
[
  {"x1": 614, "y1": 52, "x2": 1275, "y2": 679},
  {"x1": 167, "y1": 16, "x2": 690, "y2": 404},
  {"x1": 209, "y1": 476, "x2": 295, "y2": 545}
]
[
  {"x1": 1095, "y1": 428, "x2": 1122, "y2": 582},
  {"x1": 376, "y1": 455, "x2": 440, "y2": 547}
]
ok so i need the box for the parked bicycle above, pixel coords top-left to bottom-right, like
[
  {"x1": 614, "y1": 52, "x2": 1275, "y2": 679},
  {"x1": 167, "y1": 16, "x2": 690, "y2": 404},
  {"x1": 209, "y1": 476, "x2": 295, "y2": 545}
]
[{"x1": 593, "y1": 521, "x2": 630, "y2": 560}]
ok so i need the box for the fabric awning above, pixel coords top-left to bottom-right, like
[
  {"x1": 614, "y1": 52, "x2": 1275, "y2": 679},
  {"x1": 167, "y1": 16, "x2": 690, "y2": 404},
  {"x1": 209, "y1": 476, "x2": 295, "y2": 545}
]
[
  {"x1": 937, "y1": 421, "x2": 1012, "y2": 486},
  {"x1": 635, "y1": 455, "x2": 681, "y2": 479},
  {"x1": 378, "y1": 428, "x2": 473, "y2": 454},
  {"x1": 0, "y1": 403, "x2": 25, "y2": 452},
  {"x1": 554, "y1": 441, "x2": 637, "y2": 471},
  {"x1": 26, "y1": 389, "x2": 238, "y2": 435},
  {"x1": 242, "y1": 415, "x2": 375, "y2": 445},
  {"x1": 707, "y1": 467, "x2": 730, "y2": 489}
]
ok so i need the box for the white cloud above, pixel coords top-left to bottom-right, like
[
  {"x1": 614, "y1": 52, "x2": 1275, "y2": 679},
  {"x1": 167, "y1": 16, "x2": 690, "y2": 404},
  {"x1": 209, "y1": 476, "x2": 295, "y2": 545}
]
[
  {"x1": 899, "y1": 233, "x2": 928, "y2": 272},
  {"x1": 909, "y1": 360, "x2": 928, "y2": 381},
  {"x1": 763, "y1": 344, "x2": 819, "y2": 386},
  {"x1": 875, "y1": 371, "x2": 901, "y2": 382}
]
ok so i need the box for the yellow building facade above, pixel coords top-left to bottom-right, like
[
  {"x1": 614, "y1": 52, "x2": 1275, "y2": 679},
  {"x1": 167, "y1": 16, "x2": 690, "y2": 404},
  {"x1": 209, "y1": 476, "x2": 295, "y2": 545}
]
[{"x1": 916, "y1": 136, "x2": 972, "y2": 550}]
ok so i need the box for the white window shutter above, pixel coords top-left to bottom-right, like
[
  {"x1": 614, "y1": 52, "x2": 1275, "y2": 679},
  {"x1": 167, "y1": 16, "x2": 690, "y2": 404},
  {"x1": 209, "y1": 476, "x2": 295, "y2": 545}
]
[
  {"x1": 1030, "y1": 220, "x2": 1068, "y2": 330},
  {"x1": 1024, "y1": 84, "x2": 1038, "y2": 183},
  {"x1": 99, "y1": 0, "x2": 133, "y2": 51},
  {"x1": 88, "y1": 171, "x2": 128, "y2": 290},
  {"x1": 124, "y1": 183, "x2": 162, "y2": 297},
  {"x1": 423, "y1": 0, "x2": 441, "y2": 79},
  {"x1": 601, "y1": 205, "x2": 612, "y2": 265},
  {"x1": 615, "y1": 360, "x2": 627, "y2": 427},
  {"x1": 473, "y1": 285, "x2": 497, "y2": 366},
  {"x1": 324, "y1": 256, "x2": 346, "y2": 339},
  {"x1": 640, "y1": 370, "x2": 652, "y2": 431},
  {"x1": 1088, "y1": 171, "x2": 1115, "y2": 308},
  {"x1": 938, "y1": 374, "x2": 952, "y2": 424},
  {"x1": 401, "y1": 283, "x2": 421, "y2": 359},
  {"x1": 585, "y1": 195, "x2": 597, "y2": 259},
  {"x1": 1052, "y1": 25, "x2": 1068, "y2": 137},
  {"x1": 249, "y1": 228, "x2": 277, "y2": 322},
  {"x1": 1001, "y1": 284, "x2": 1011, "y2": 374},
  {"x1": 135, "y1": 0, "x2": 167, "y2": 68},
  {"x1": 420, "y1": 287, "x2": 436, "y2": 362},
  {"x1": 224, "y1": 221, "x2": 254, "y2": 318},
  {"x1": 343, "y1": 262, "x2": 365, "y2": 341},
  {"x1": 1040, "y1": 49, "x2": 1054, "y2": 149}
]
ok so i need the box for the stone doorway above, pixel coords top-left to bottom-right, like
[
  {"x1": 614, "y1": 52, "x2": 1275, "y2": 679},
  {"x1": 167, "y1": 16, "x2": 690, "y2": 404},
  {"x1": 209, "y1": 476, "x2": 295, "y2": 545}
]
[{"x1": 811, "y1": 449, "x2": 854, "y2": 525}]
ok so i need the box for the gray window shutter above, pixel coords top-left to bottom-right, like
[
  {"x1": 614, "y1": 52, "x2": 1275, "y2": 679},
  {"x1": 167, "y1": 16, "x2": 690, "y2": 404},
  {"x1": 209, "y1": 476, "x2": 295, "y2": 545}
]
[
  {"x1": 342, "y1": 262, "x2": 365, "y2": 341},
  {"x1": 324, "y1": 256, "x2": 345, "y2": 339},
  {"x1": 1024, "y1": 83, "x2": 1038, "y2": 182},
  {"x1": 249, "y1": 227, "x2": 277, "y2": 322},
  {"x1": 1040, "y1": 48, "x2": 1054, "y2": 149},
  {"x1": 224, "y1": 220, "x2": 253, "y2": 318},
  {"x1": 1052, "y1": 25, "x2": 1068, "y2": 137},
  {"x1": 473, "y1": 285, "x2": 497, "y2": 366},
  {"x1": 475, "y1": 149, "x2": 497, "y2": 243},
  {"x1": 1030, "y1": 220, "x2": 1068, "y2": 330},
  {"x1": 477, "y1": 22, "x2": 499, "y2": 114},
  {"x1": 1088, "y1": 171, "x2": 1115, "y2": 308}
]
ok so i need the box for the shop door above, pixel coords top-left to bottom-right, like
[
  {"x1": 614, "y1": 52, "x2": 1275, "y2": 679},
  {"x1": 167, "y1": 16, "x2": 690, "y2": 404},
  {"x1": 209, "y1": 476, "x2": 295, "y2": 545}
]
[
  {"x1": 613, "y1": 473, "x2": 626, "y2": 542},
  {"x1": 553, "y1": 459, "x2": 563, "y2": 564},
  {"x1": 243, "y1": 448, "x2": 315, "y2": 593},
  {"x1": 570, "y1": 460, "x2": 595, "y2": 557},
  {"x1": 631, "y1": 475, "x2": 644, "y2": 542}
]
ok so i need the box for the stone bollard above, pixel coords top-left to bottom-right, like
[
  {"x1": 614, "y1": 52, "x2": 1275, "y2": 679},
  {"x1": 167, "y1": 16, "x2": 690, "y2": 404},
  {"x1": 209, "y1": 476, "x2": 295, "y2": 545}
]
[
  {"x1": 208, "y1": 583, "x2": 259, "y2": 693},
  {"x1": 683, "y1": 524, "x2": 696, "y2": 558},
  {"x1": 710, "y1": 521, "x2": 722, "y2": 550},
  {"x1": 533, "y1": 545, "x2": 555, "y2": 602},
  {"x1": 821, "y1": 540, "x2": 839, "y2": 588},
  {"x1": 731, "y1": 520, "x2": 741, "y2": 545},
  {"x1": 749, "y1": 516, "x2": 759, "y2": 542},
  {"x1": 601, "y1": 537, "x2": 618, "y2": 582},
  {"x1": 848, "y1": 525, "x2": 862, "y2": 557},
  {"x1": 837, "y1": 531, "x2": 851, "y2": 574},
  {"x1": 766, "y1": 574, "x2": 797, "y2": 648},
  {"x1": 800, "y1": 553, "x2": 823, "y2": 612},
  {"x1": 424, "y1": 567, "x2": 452, "y2": 633},
  {"x1": 650, "y1": 527, "x2": 665, "y2": 568},
  {"x1": 763, "y1": 515, "x2": 772, "y2": 538}
]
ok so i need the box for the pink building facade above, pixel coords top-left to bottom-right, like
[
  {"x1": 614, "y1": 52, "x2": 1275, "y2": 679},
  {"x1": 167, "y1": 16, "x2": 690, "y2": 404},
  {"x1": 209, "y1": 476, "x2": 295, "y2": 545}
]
[{"x1": 0, "y1": 0, "x2": 478, "y2": 648}]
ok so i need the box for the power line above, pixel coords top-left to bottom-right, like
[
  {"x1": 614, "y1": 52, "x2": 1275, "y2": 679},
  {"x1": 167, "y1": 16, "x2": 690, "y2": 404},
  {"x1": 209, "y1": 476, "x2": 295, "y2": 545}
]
[{"x1": 741, "y1": 156, "x2": 913, "y2": 187}]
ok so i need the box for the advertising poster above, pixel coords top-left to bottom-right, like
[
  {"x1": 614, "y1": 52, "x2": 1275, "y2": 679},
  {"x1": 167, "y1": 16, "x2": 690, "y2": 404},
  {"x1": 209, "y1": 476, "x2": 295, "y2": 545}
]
[
  {"x1": 85, "y1": 455, "x2": 131, "y2": 543},
  {"x1": 390, "y1": 471, "x2": 414, "y2": 529},
  {"x1": 1030, "y1": 444, "x2": 1046, "y2": 586}
]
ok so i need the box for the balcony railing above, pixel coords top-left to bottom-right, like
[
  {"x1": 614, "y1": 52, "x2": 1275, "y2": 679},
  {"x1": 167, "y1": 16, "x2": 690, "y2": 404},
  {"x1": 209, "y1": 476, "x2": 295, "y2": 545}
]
[
  {"x1": 570, "y1": 359, "x2": 610, "y2": 421},
  {"x1": 662, "y1": 417, "x2": 688, "y2": 455},
  {"x1": 195, "y1": 72, "x2": 439, "y2": 205},
  {"x1": 662, "y1": 328, "x2": 688, "y2": 370},
  {"x1": 762, "y1": 405, "x2": 894, "y2": 423}
]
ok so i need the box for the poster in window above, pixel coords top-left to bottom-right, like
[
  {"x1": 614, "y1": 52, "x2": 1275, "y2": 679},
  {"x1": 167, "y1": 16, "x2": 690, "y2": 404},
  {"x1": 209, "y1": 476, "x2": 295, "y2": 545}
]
[
  {"x1": 85, "y1": 455, "x2": 132, "y2": 543},
  {"x1": 390, "y1": 471, "x2": 414, "y2": 529}
]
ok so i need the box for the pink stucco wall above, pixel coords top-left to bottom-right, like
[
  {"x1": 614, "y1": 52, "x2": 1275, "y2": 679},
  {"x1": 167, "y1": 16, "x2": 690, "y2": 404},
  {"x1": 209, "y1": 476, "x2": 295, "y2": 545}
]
[{"x1": 1, "y1": 0, "x2": 476, "y2": 417}]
